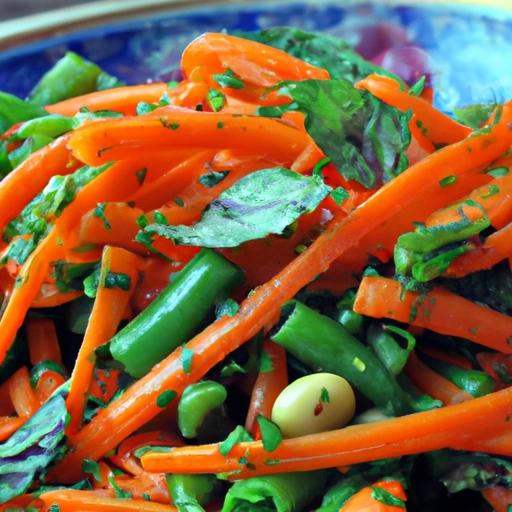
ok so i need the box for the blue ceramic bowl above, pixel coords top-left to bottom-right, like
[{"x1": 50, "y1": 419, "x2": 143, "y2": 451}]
[{"x1": 0, "y1": 1, "x2": 511, "y2": 112}]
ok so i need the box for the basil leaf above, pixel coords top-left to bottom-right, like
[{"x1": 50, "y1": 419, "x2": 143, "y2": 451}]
[
  {"x1": 143, "y1": 168, "x2": 331, "y2": 248},
  {"x1": 0, "y1": 395, "x2": 69, "y2": 503},
  {"x1": 274, "y1": 80, "x2": 411, "y2": 189},
  {"x1": 235, "y1": 27, "x2": 401, "y2": 84}
]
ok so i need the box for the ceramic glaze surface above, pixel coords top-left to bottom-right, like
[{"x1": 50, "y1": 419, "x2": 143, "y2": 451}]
[{"x1": 0, "y1": 1, "x2": 511, "y2": 112}]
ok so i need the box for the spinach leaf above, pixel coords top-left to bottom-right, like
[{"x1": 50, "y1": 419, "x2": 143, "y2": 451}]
[
  {"x1": 234, "y1": 27, "x2": 401, "y2": 85},
  {"x1": 0, "y1": 395, "x2": 69, "y2": 503},
  {"x1": 270, "y1": 80, "x2": 411, "y2": 189},
  {"x1": 143, "y1": 168, "x2": 331, "y2": 248}
]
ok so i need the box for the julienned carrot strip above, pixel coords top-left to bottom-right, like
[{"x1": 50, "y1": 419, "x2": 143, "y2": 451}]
[
  {"x1": 35, "y1": 370, "x2": 67, "y2": 405},
  {"x1": 26, "y1": 318, "x2": 61, "y2": 365},
  {"x1": 454, "y1": 423, "x2": 512, "y2": 455},
  {"x1": 0, "y1": 416, "x2": 24, "y2": 442},
  {"x1": 151, "y1": 151, "x2": 275, "y2": 227},
  {"x1": 355, "y1": 74, "x2": 472, "y2": 145},
  {"x1": 66, "y1": 246, "x2": 139, "y2": 434},
  {"x1": 31, "y1": 289, "x2": 83, "y2": 308},
  {"x1": 447, "y1": 221, "x2": 512, "y2": 277},
  {"x1": 181, "y1": 33, "x2": 329, "y2": 88},
  {"x1": 127, "y1": 150, "x2": 218, "y2": 211},
  {"x1": 39, "y1": 490, "x2": 178, "y2": 512},
  {"x1": 45, "y1": 83, "x2": 170, "y2": 116},
  {"x1": 140, "y1": 384, "x2": 512, "y2": 478},
  {"x1": 290, "y1": 143, "x2": 325, "y2": 174},
  {"x1": 245, "y1": 341, "x2": 288, "y2": 438},
  {"x1": 354, "y1": 276, "x2": 512, "y2": 353},
  {"x1": 482, "y1": 486, "x2": 512, "y2": 512},
  {"x1": 476, "y1": 352, "x2": 512, "y2": 391},
  {"x1": 68, "y1": 107, "x2": 310, "y2": 168},
  {"x1": 417, "y1": 346, "x2": 472, "y2": 370},
  {"x1": 8, "y1": 366, "x2": 39, "y2": 418},
  {"x1": 0, "y1": 134, "x2": 77, "y2": 234},
  {"x1": 49, "y1": 105, "x2": 512, "y2": 482},
  {"x1": 0, "y1": 156, "x2": 158, "y2": 366},
  {"x1": 404, "y1": 352, "x2": 473, "y2": 405}
]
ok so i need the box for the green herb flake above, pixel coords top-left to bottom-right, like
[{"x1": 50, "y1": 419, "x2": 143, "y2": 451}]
[
  {"x1": 481, "y1": 184, "x2": 500, "y2": 199},
  {"x1": 49, "y1": 505, "x2": 60, "y2": 512},
  {"x1": 153, "y1": 212, "x2": 169, "y2": 225},
  {"x1": 408, "y1": 76, "x2": 426, "y2": 97},
  {"x1": 81, "y1": 459, "x2": 102, "y2": 482},
  {"x1": 219, "y1": 425, "x2": 254, "y2": 456},
  {"x1": 216, "y1": 298, "x2": 240, "y2": 319},
  {"x1": 217, "y1": 121, "x2": 225, "y2": 129},
  {"x1": 103, "y1": 272, "x2": 131, "y2": 292},
  {"x1": 312, "y1": 156, "x2": 332, "y2": 177},
  {"x1": 213, "y1": 68, "x2": 245, "y2": 90},
  {"x1": 142, "y1": 493, "x2": 151, "y2": 501},
  {"x1": 469, "y1": 327, "x2": 479, "y2": 335},
  {"x1": 487, "y1": 167, "x2": 509, "y2": 178},
  {"x1": 174, "y1": 197, "x2": 185, "y2": 207},
  {"x1": 181, "y1": 347, "x2": 194, "y2": 374},
  {"x1": 371, "y1": 486, "x2": 406, "y2": 508},
  {"x1": 259, "y1": 350, "x2": 274, "y2": 373},
  {"x1": 320, "y1": 387, "x2": 330, "y2": 404},
  {"x1": 198, "y1": 170, "x2": 230, "y2": 188},
  {"x1": 159, "y1": 116, "x2": 180, "y2": 130},
  {"x1": 97, "y1": 146, "x2": 114, "y2": 158},
  {"x1": 156, "y1": 389, "x2": 178, "y2": 408},
  {"x1": 330, "y1": 187, "x2": 349, "y2": 206},
  {"x1": 135, "y1": 168, "x2": 148, "y2": 186},
  {"x1": 93, "y1": 203, "x2": 111, "y2": 230},
  {"x1": 439, "y1": 175, "x2": 458, "y2": 187},
  {"x1": 108, "y1": 477, "x2": 132, "y2": 499},
  {"x1": 263, "y1": 459, "x2": 281, "y2": 466},
  {"x1": 256, "y1": 416, "x2": 283, "y2": 453},
  {"x1": 207, "y1": 89, "x2": 226, "y2": 111},
  {"x1": 294, "y1": 244, "x2": 307, "y2": 254}
]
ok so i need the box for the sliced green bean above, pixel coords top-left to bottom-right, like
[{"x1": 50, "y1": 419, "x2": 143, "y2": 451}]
[
  {"x1": 271, "y1": 301, "x2": 413, "y2": 416},
  {"x1": 337, "y1": 309, "x2": 363, "y2": 335},
  {"x1": 110, "y1": 249, "x2": 245, "y2": 377},
  {"x1": 165, "y1": 474, "x2": 216, "y2": 512},
  {"x1": 178, "y1": 381, "x2": 227, "y2": 439}
]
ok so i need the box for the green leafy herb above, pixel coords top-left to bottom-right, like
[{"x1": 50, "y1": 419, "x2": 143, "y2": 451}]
[
  {"x1": 142, "y1": 168, "x2": 331, "y2": 248},
  {"x1": 108, "y1": 477, "x2": 132, "y2": 499},
  {"x1": 408, "y1": 76, "x2": 426, "y2": 97},
  {"x1": 320, "y1": 387, "x2": 330, "y2": 404},
  {"x1": 93, "y1": 203, "x2": 112, "y2": 230},
  {"x1": 270, "y1": 80, "x2": 411, "y2": 189},
  {"x1": 198, "y1": 171, "x2": 230, "y2": 188},
  {"x1": 256, "y1": 416, "x2": 282, "y2": 452},
  {"x1": 487, "y1": 167, "x2": 509, "y2": 178},
  {"x1": 220, "y1": 426, "x2": 254, "y2": 456},
  {"x1": 0, "y1": 91, "x2": 48, "y2": 133},
  {"x1": 371, "y1": 486, "x2": 406, "y2": 508},
  {"x1": 135, "y1": 168, "x2": 148, "y2": 185},
  {"x1": 157, "y1": 389, "x2": 178, "y2": 408},
  {"x1": 159, "y1": 116, "x2": 180, "y2": 130},
  {"x1": 83, "y1": 265, "x2": 101, "y2": 298},
  {"x1": 213, "y1": 68, "x2": 245, "y2": 89},
  {"x1": 439, "y1": 175, "x2": 458, "y2": 187},
  {"x1": 235, "y1": 27, "x2": 401, "y2": 84},
  {"x1": 330, "y1": 187, "x2": 349, "y2": 206},
  {"x1": 103, "y1": 272, "x2": 131, "y2": 292},
  {"x1": 81, "y1": 459, "x2": 102, "y2": 482},
  {"x1": 259, "y1": 350, "x2": 274, "y2": 373},
  {"x1": 216, "y1": 298, "x2": 240, "y2": 318},
  {"x1": 181, "y1": 347, "x2": 194, "y2": 374},
  {"x1": 207, "y1": 89, "x2": 226, "y2": 111},
  {"x1": 453, "y1": 103, "x2": 499, "y2": 129}
]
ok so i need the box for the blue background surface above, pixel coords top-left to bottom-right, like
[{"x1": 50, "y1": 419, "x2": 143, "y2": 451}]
[{"x1": 1, "y1": 1, "x2": 511, "y2": 112}]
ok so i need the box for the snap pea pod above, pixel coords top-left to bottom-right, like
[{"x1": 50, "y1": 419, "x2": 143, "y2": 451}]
[
  {"x1": 165, "y1": 473, "x2": 216, "y2": 512},
  {"x1": 221, "y1": 471, "x2": 328, "y2": 512},
  {"x1": 271, "y1": 301, "x2": 413, "y2": 416},
  {"x1": 419, "y1": 352, "x2": 495, "y2": 398},
  {"x1": 177, "y1": 381, "x2": 227, "y2": 439},
  {"x1": 337, "y1": 309, "x2": 364, "y2": 335},
  {"x1": 110, "y1": 249, "x2": 245, "y2": 377}
]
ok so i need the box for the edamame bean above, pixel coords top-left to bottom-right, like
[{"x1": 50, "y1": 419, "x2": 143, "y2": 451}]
[
  {"x1": 271, "y1": 373, "x2": 356, "y2": 438},
  {"x1": 178, "y1": 381, "x2": 227, "y2": 439}
]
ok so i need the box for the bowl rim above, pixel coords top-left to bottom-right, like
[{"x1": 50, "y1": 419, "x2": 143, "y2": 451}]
[{"x1": 0, "y1": 0, "x2": 511, "y2": 52}]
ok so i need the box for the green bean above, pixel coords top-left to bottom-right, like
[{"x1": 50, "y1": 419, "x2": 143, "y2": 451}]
[
  {"x1": 177, "y1": 381, "x2": 227, "y2": 439},
  {"x1": 337, "y1": 309, "x2": 363, "y2": 335},
  {"x1": 420, "y1": 353, "x2": 495, "y2": 398},
  {"x1": 16, "y1": 115, "x2": 74, "y2": 140},
  {"x1": 165, "y1": 474, "x2": 216, "y2": 512},
  {"x1": 271, "y1": 301, "x2": 413, "y2": 416},
  {"x1": 221, "y1": 471, "x2": 328, "y2": 512},
  {"x1": 110, "y1": 249, "x2": 245, "y2": 377}
]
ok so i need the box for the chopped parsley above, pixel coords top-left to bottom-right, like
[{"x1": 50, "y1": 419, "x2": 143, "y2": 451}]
[{"x1": 156, "y1": 390, "x2": 178, "y2": 408}]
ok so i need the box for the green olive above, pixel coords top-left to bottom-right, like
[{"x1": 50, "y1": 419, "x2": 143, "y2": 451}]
[{"x1": 271, "y1": 372, "x2": 356, "y2": 438}]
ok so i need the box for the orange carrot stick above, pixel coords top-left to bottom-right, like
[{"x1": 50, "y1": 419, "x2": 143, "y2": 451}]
[
  {"x1": 245, "y1": 341, "x2": 288, "y2": 438},
  {"x1": 0, "y1": 134, "x2": 77, "y2": 234},
  {"x1": 447, "y1": 221, "x2": 512, "y2": 277},
  {"x1": 68, "y1": 107, "x2": 310, "y2": 168},
  {"x1": 35, "y1": 370, "x2": 67, "y2": 405},
  {"x1": 0, "y1": 416, "x2": 24, "y2": 442},
  {"x1": 482, "y1": 486, "x2": 512, "y2": 512},
  {"x1": 45, "y1": 83, "x2": 170, "y2": 116},
  {"x1": 356, "y1": 74, "x2": 472, "y2": 145},
  {"x1": 141, "y1": 384, "x2": 512, "y2": 478},
  {"x1": 49, "y1": 103, "x2": 512, "y2": 482},
  {"x1": 404, "y1": 351, "x2": 473, "y2": 405},
  {"x1": 355, "y1": 276, "x2": 512, "y2": 353},
  {"x1": 341, "y1": 480, "x2": 406, "y2": 512},
  {"x1": 181, "y1": 33, "x2": 329, "y2": 88},
  {"x1": 39, "y1": 490, "x2": 178, "y2": 512},
  {"x1": 26, "y1": 318, "x2": 61, "y2": 365},
  {"x1": 8, "y1": 366, "x2": 39, "y2": 418},
  {"x1": 66, "y1": 246, "x2": 139, "y2": 434},
  {"x1": 31, "y1": 288, "x2": 83, "y2": 308}
]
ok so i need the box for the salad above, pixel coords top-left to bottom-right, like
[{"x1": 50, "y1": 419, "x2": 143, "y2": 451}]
[{"x1": 0, "y1": 25, "x2": 512, "y2": 512}]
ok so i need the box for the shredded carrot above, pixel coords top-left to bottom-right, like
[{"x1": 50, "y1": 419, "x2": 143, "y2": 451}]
[
  {"x1": 8, "y1": 366, "x2": 39, "y2": 418},
  {"x1": 66, "y1": 246, "x2": 139, "y2": 434},
  {"x1": 354, "y1": 276, "x2": 512, "y2": 353},
  {"x1": 26, "y1": 318, "x2": 62, "y2": 365}
]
